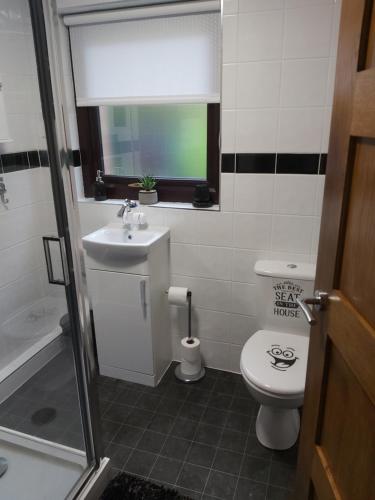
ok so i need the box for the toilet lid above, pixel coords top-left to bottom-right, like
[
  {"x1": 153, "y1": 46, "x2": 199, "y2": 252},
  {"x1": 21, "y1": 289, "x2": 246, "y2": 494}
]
[{"x1": 241, "y1": 330, "x2": 309, "y2": 396}]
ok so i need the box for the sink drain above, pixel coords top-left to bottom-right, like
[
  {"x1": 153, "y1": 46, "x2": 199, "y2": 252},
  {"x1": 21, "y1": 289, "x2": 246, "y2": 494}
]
[
  {"x1": 0, "y1": 457, "x2": 8, "y2": 478},
  {"x1": 31, "y1": 407, "x2": 57, "y2": 426}
]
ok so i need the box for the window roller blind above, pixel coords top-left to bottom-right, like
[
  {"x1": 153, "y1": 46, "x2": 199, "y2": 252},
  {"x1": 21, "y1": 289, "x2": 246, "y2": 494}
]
[{"x1": 69, "y1": 7, "x2": 221, "y2": 107}]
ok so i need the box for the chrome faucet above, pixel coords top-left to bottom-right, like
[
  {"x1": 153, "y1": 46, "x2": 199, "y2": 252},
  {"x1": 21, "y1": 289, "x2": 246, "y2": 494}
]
[
  {"x1": 0, "y1": 177, "x2": 9, "y2": 208},
  {"x1": 117, "y1": 199, "x2": 136, "y2": 218}
]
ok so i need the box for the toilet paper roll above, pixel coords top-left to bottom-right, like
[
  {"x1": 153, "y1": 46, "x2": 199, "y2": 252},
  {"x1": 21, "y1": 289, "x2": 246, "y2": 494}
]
[
  {"x1": 181, "y1": 336, "x2": 201, "y2": 362},
  {"x1": 181, "y1": 336, "x2": 202, "y2": 376},
  {"x1": 168, "y1": 286, "x2": 189, "y2": 306}
]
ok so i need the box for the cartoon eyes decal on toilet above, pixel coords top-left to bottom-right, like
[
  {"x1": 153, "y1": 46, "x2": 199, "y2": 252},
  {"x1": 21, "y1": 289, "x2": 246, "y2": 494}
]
[{"x1": 267, "y1": 345, "x2": 298, "y2": 371}]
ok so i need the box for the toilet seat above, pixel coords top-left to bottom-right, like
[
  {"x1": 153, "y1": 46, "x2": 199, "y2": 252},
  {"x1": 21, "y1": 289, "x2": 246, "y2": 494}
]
[{"x1": 241, "y1": 330, "x2": 309, "y2": 397}]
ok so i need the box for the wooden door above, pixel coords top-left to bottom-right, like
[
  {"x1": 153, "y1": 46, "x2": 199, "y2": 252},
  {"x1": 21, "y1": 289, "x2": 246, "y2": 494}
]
[{"x1": 294, "y1": 1, "x2": 375, "y2": 499}]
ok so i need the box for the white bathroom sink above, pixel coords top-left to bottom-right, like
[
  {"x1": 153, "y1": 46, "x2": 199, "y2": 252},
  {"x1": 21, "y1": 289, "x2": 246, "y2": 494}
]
[{"x1": 82, "y1": 223, "x2": 169, "y2": 259}]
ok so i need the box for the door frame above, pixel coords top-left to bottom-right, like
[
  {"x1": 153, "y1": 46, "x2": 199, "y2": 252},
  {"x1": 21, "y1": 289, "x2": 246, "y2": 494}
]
[
  {"x1": 294, "y1": 1, "x2": 372, "y2": 498},
  {"x1": 29, "y1": 1, "x2": 105, "y2": 497}
]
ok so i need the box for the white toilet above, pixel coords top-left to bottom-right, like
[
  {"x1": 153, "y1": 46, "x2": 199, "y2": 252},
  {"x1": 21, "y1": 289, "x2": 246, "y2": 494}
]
[{"x1": 240, "y1": 260, "x2": 315, "y2": 450}]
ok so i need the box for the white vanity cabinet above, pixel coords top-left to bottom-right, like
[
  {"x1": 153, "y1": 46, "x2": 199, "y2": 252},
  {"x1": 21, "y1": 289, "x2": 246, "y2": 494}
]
[{"x1": 84, "y1": 225, "x2": 171, "y2": 386}]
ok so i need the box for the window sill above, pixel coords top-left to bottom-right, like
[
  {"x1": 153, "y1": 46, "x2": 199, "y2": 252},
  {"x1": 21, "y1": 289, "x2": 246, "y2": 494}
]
[{"x1": 78, "y1": 198, "x2": 220, "y2": 211}]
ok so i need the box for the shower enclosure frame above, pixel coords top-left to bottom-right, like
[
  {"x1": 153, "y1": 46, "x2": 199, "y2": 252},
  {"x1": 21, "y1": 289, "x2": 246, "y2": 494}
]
[{"x1": 27, "y1": 0, "x2": 107, "y2": 497}]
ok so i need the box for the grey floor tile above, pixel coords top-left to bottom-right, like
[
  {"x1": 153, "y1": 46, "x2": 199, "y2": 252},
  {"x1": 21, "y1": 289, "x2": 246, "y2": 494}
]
[
  {"x1": 175, "y1": 486, "x2": 202, "y2": 499},
  {"x1": 148, "y1": 413, "x2": 175, "y2": 434},
  {"x1": 186, "y1": 388, "x2": 211, "y2": 405},
  {"x1": 269, "y1": 462, "x2": 296, "y2": 490},
  {"x1": 219, "y1": 429, "x2": 247, "y2": 454},
  {"x1": 124, "y1": 449, "x2": 157, "y2": 477},
  {"x1": 240, "y1": 455, "x2": 271, "y2": 484},
  {"x1": 171, "y1": 417, "x2": 197, "y2": 440},
  {"x1": 158, "y1": 397, "x2": 184, "y2": 416},
  {"x1": 230, "y1": 396, "x2": 258, "y2": 416},
  {"x1": 136, "y1": 430, "x2": 167, "y2": 454},
  {"x1": 135, "y1": 393, "x2": 160, "y2": 412},
  {"x1": 235, "y1": 478, "x2": 267, "y2": 500},
  {"x1": 177, "y1": 463, "x2": 210, "y2": 493},
  {"x1": 194, "y1": 423, "x2": 222, "y2": 446},
  {"x1": 105, "y1": 442, "x2": 133, "y2": 469},
  {"x1": 179, "y1": 401, "x2": 206, "y2": 421},
  {"x1": 272, "y1": 445, "x2": 299, "y2": 467},
  {"x1": 125, "y1": 408, "x2": 154, "y2": 428},
  {"x1": 204, "y1": 471, "x2": 237, "y2": 500},
  {"x1": 201, "y1": 407, "x2": 228, "y2": 427},
  {"x1": 149, "y1": 456, "x2": 183, "y2": 484},
  {"x1": 246, "y1": 435, "x2": 273, "y2": 460},
  {"x1": 213, "y1": 448, "x2": 243, "y2": 475},
  {"x1": 208, "y1": 392, "x2": 233, "y2": 411},
  {"x1": 161, "y1": 436, "x2": 191, "y2": 461},
  {"x1": 186, "y1": 442, "x2": 216, "y2": 468},
  {"x1": 113, "y1": 424, "x2": 143, "y2": 448},
  {"x1": 103, "y1": 402, "x2": 132, "y2": 423},
  {"x1": 226, "y1": 412, "x2": 251, "y2": 433},
  {"x1": 266, "y1": 485, "x2": 292, "y2": 500}
]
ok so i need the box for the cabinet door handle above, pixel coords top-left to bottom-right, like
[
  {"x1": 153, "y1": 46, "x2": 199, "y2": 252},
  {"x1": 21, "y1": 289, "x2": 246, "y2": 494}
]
[{"x1": 140, "y1": 280, "x2": 147, "y2": 318}]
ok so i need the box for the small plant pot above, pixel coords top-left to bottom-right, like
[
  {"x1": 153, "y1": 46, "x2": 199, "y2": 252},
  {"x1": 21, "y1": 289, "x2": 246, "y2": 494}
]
[{"x1": 138, "y1": 189, "x2": 158, "y2": 205}]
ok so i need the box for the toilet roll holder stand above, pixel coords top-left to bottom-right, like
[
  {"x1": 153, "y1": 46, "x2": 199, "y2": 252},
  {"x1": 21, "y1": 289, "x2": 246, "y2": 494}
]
[{"x1": 169, "y1": 290, "x2": 206, "y2": 383}]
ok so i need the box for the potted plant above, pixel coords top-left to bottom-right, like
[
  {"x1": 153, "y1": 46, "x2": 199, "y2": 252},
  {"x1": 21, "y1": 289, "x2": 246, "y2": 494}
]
[{"x1": 136, "y1": 175, "x2": 158, "y2": 205}]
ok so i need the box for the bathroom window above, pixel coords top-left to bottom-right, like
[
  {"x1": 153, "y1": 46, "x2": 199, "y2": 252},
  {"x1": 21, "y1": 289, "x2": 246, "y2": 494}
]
[
  {"x1": 68, "y1": 3, "x2": 221, "y2": 203},
  {"x1": 76, "y1": 103, "x2": 220, "y2": 202},
  {"x1": 100, "y1": 104, "x2": 207, "y2": 180}
]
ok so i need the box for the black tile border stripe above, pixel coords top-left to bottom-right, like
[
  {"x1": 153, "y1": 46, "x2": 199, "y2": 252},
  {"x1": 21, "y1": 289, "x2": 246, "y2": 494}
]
[
  {"x1": 276, "y1": 153, "x2": 320, "y2": 175},
  {"x1": 1, "y1": 149, "x2": 324, "y2": 175},
  {"x1": 0, "y1": 148, "x2": 81, "y2": 172},
  {"x1": 236, "y1": 153, "x2": 276, "y2": 174},
  {"x1": 319, "y1": 154, "x2": 327, "y2": 175},
  {"x1": 221, "y1": 153, "x2": 235, "y2": 173},
  {"x1": 221, "y1": 153, "x2": 325, "y2": 175}
]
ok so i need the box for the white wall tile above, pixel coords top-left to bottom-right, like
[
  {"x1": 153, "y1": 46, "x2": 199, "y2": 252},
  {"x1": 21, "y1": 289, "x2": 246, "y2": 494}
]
[
  {"x1": 0, "y1": 270, "x2": 44, "y2": 322},
  {"x1": 239, "y1": 0, "x2": 285, "y2": 12},
  {"x1": 273, "y1": 174, "x2": 317, "y2": 215},
  {"x1": 221, "y1": 109, "x2": 236, "y2": 153},
  {"x1": 280, "y1": 59, "x2": 329, "y2": 107},
  {"x1": 283, "y1": 5, "x2": 333, "y2": 59},
  {"x1": 222, "y1": 64, "x2": 237, "y2": 109},
  {"x1": 220, "y1": 173, "x2": 235, "y2": 212},
  {"x1": 231, "y1": 281, "x2": 256, "y2": 315},
  {"x1": 236, "y1": 109, "x2": 279, "y2": 153},
  {"x1": 223, "y1": 0, "x2": 238, "y2": 15},
  {"x1": 315, "y1": 175, "x2": 325, "y2": 216},
  {"x1": 223, "y1": 15, "x2": 238, "y2": 63},
  {"x1": 172, "y1": 275, "x2": 232, "y2": 312},
  {"x1": 233, "y1": 213, "x2": 272, "y2": 250},
  {"x1": 229, "y1": 344, "x2": 242, "y2": 373},
  {"x1": 271, "y1": 215, "x2": 314, "y2": 253},
  {"x1": 234, "y1": 174, "x2": 274, "y2": 213},
  {"x1": 165, "y1": 211, "x2": 233, "y2": 247},
  {"x1": 231, "y1": 249, "x2": 271, "y2": 283},
  {"x1": 321, "y1": 106, "x2": 332, "y2": 153},
  {"x1": 228, "y1": 313, "x2": 258, "y2": 344},
  {"x1": 325, "y1": 57, "x2": 337, "y2": 105},
  {"x1": 171, "y1": 244, "x2": 233, "y2": 280},
  {"x1": 0, "y1": 238, "x2": 42, "y2": 288},
  {"x1": 277, "y1": 108, "x2": 324, "y2": 153},
  {"x1": 238, "y1": 10, "x2": 284, "y2": 62},
  {"x1": 311, "y1": 216, "x2": 321, "y2": 254},
  {"x1": 200, "y1": 339, "x2": 232, "y2": 371},
  {"x1": 237, "y1": 61, "x2": 281, "y2": 108}
]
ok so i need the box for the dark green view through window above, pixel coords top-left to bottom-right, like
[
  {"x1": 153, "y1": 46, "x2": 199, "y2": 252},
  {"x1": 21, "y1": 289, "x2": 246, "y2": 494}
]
[{"x1": 99, "y1": 104, "x2": 208, "y2": 180}]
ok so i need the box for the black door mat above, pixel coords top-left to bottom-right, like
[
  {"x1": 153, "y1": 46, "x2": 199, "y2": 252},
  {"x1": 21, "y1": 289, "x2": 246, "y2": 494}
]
[{"x1": 101, "y1": 473, "x2": 191, "y2": 500}]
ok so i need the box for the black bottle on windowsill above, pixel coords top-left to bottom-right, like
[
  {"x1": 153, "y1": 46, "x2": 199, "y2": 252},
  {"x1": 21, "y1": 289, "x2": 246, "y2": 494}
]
[
  {"x1": 193, "y1": 183, "x2": 213, "y2": 208},
  {"x1": 94, "y1": 170, "x2": 107, "y2": 201}
]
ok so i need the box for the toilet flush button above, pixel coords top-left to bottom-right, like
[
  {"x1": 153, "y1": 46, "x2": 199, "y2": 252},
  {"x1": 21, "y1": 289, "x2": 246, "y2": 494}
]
[{"x1": 287, "y1": 264, "x2": 297, "y2": 268}]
